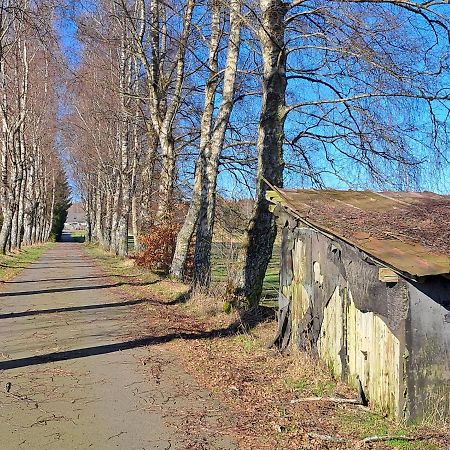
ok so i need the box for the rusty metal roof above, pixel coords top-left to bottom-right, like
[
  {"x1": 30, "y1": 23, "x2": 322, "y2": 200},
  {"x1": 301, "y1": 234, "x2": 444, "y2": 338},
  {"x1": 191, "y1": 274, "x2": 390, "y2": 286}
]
[{"x1": 267, "y1": 187, "x2": 450, "y2": 278}]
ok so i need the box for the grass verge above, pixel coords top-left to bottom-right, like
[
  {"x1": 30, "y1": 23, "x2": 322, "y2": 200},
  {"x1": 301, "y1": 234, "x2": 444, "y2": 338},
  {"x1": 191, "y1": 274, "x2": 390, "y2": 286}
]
[
  {"x1": 83, "y1": 243, "x2": 449, "y2": 450},
  {"x1": 0, "y1": 243, "x2": 55, "y2": 282}
]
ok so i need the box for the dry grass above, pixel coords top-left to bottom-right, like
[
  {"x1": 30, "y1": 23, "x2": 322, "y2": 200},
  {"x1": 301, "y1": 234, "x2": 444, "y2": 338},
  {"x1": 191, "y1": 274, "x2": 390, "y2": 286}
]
[
  {"x1": 188, "y1": 285, "x2": 232, "y2": 318},
  {"x1": 0, "y1": 243, "x2": 55, "y2": 282},
  {"x1": 84, "y1": 244, "x2": 450, "y2": 450}
]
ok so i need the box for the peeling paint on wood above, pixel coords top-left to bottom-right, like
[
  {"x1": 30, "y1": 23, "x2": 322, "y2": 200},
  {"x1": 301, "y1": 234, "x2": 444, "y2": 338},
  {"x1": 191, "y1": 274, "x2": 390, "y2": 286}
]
[
  {"x1": 346, "y1": 290, "x2": 402, "y2": 417},
  {"x1": 271, "y1": 200, "x2": 450, "y2": 422},
  {"x1": 318, "y1": 286, "x2": 344, "y2": 378}
]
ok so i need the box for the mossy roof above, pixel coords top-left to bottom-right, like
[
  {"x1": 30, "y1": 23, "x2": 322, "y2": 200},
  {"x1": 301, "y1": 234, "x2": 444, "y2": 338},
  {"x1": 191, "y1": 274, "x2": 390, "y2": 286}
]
[{"x1": 267, "y1": 187, "x2": 450, "y2": 278}]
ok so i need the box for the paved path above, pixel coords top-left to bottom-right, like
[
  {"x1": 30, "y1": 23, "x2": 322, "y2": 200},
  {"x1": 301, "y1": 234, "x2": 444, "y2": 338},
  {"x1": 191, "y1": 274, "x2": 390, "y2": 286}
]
[{"x1": 0, "y1": 239, "x2": 235, "y2": 449}]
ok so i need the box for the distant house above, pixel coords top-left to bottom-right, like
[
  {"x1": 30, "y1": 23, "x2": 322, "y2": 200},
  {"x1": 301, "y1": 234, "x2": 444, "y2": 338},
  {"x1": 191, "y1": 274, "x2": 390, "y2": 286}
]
[
  {"x1": 268, "y1": 188, "x2": 449, "y2": 421},
  {"x1": 65, "y1": 203, "x2": 87, "y2": 230}
]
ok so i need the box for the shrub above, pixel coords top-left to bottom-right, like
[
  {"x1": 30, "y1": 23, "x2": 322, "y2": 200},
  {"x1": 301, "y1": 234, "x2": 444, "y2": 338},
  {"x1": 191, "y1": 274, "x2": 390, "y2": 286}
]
[
  {"x1": 135, "y1": 222, "x2": 192, "y2": 276},
  {"x1": 48, "y1": 233, "x2": 58, "y2": 242}
]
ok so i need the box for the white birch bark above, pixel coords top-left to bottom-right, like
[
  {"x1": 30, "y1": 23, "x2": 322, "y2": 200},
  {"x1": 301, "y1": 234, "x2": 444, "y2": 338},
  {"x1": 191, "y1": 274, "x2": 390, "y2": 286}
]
[
  {"x1": 192, "y1": 0, "x2": 242, "y2": 285},
  {"x1": 171, "y1": 0, "x2": 242, "y2": 283},
  {"x1": 125, "y1": 0, "x2": 196, "y2": 222},
  {"x1": 170, "y1": 0, "x2": 222, "y2": 279}
]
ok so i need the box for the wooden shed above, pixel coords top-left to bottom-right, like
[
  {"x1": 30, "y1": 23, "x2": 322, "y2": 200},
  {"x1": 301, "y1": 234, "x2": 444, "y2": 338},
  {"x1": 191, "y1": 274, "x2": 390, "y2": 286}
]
[{"x1": 267, "y1": 188, "x2": 450, "y2": 421}]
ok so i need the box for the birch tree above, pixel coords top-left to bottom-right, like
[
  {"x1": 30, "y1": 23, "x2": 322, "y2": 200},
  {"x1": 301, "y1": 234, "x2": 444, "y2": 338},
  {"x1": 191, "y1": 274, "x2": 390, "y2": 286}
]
[
  {"x1": 171, "y1": 0, "x2": 242, "y2": 284},
  {"x1": 0, "y1": 0, "x2": 65, "y2": 253},
  {"x1": 118, "y1": 0, "x2": 196, "y2": 221},
  {"x1": 67, "y1": 1, "x2": 156, "y2": 256},
  {"x1": 66, "y1": 0, "x2": 450, "y2": 308}
]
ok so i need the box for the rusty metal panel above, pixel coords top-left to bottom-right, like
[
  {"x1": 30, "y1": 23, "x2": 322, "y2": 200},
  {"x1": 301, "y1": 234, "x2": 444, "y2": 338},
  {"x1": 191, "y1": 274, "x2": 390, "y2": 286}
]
[{"x1": 266, "y1": 188, "x2": 450, "y2": 278}]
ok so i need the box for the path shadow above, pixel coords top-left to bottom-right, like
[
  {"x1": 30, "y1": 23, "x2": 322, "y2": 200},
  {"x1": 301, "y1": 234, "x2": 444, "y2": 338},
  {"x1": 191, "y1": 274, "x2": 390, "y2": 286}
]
[
  {"x1": 0, "y1": 264, "x2": 86, "y2": 269},
  {"x1": 237, "y1": 305, "x2": 276, "y2": 330},
  {"x1": 31, "y1": 262, "x2": 91, "y2": 266},
  {"x1": 4, "y1": 275, "x2": 116, "y2": 284},
  {"x1": 0, "y1": 305, "x2": 276, "y2": 371},
  {"x1": 0, "y1": 265, "x2": 28, "y2": 269},
  {"x1": 164, "y1": 289, "x2": 276, "y2": 330},
  {"x1": 70, "y1": 236, "x2": 85, "y2": 243},
  {"x1": 31, "y1": 262, "x2": 87, "y2": 265},
  {"x1": 0, "y1": 280, "x2": 159, "y2": 298},
  {"x1": 13, "y1": 265, "x2": 95, "y2": 269},
  {"x1": 166, "y1": 290, "x2": 191, "y2": 305},
  {"x1": 0, "y1": 326, "x2": 238, "y2": 371},
  {"x1": 0, "y1": 298, "x2": 150, "y2": 320}
]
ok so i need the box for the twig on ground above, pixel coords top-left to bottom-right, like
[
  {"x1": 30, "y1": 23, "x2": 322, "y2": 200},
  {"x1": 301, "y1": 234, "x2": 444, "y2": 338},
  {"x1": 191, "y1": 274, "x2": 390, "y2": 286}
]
[
  {"x1": 291, "y1": 396, "x2": 362, "y2": 405},
  {"x1": 361, "y1": 435, "x2": 416, "y2": 444},
  {"x1": 307, "y1": 432, "x2": 348, "y2": 443},
  {"x1": 107, "y1": 431, "x2": 127, "y2": 440},
  {"x1": 308, "y1": 432, "x2": 418, "y2": 446},
  {"x1": 5, "y1": 391, "x2": 39, "y2": 409}
]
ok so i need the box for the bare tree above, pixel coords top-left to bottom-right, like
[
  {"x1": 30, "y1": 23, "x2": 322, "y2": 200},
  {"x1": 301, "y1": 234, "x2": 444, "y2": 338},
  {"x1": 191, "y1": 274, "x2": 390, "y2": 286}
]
[
  {"x1": 118, "y1": 0, "x2": 196, "y2": 221},
  {"x1": 171, "y1": 0, "x2": 242, "y2": 284},
  {"x1": 0, "y1": 0, "x2": 63, "y2": 253},
  {"x1": 66, "y1": 0, "x2": 450, "y2": 309},
  {"x1": 237, "y1": 0, "x2": 450, "y2": 305}
]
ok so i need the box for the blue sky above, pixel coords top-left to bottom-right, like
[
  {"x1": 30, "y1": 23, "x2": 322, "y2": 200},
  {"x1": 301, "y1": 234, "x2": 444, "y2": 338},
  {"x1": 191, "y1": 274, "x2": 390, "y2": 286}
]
[{"x1": 55, "y1": 1, "x2": 450, "y2": 199}]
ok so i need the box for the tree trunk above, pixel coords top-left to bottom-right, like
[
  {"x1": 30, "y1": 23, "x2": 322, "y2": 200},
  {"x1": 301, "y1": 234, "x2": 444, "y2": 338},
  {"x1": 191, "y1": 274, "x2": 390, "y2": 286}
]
[
  {"x1": 172, "y1": 0, "x2": 241, "y2": 282},
  {"x1": 102, "y1": 189, "x2": 113, "y2": 250},
  {"x1": 130, "y1": 106, "x2": 144, "y2": 254},
  {"x1": 131, "y1": 193, "x2": 142, "y2": 253},
  {"x1": 170, "y1": 159, "x2": 202, "y2": 279},
  {"x1": 110, "y1": 173, "x2": 121, "y2": 253},
  {"x1": 23, "y1": 161, "x2": 36, "y2": 245},
  {"x1": 192, "y1": 0, "x2": 241, "y2": 285},
  {"x1": 9, "y1": 161, "x2": 21, "y2": 251},
  {"x1": 45, "y1": 176, "x2": 56, "y2": 242},
  {"x1": 6, "y1": 160, "x2": 19, "y2": 252},
  {"x1": 23, "y1": 201, "x2": 33, "y2": 245},
  {"x1": 155, "y1": 134, "x2": 176, "y2": 222},
  {"x1": 15, "y1": 165, "x2": 27, "y2": 248},
  {"x1": 117, "y1": 170, "x2": 130, "y2": 257},
  {"x1": 10, "y1": 203, "x2": 18, "y2": 251},
  {"x1": 94, "y1": 181, "x2": 103, "y2": 244},
  {"x1": 116, "y1": 211, "x2": 128, "y2": 256},
  {"x1": 31, "y1": 203, "x2": 38, "y2": 244},
  {"x1": 141, "y1": 0, "x2": 195, "y2": 223},
  {"x1": 236, "y1": 0, "x2": 286, "y2": 305},
  {"x1": 115, "y1": 26, "x2": 132, "y2": 257},
  {"x1": 39, "y1": 173, "x2": 48, "y2": 242},
  {"x1": 0, "y1": 207, "x2": 13, "y2": 254},
  {"x1": 170, "y1": 0, "x2": 220, "y2": 279}
]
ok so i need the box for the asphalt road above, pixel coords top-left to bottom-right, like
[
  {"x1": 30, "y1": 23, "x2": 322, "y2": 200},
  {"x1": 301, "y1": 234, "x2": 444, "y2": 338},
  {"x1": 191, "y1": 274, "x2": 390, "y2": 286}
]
[{"x1": 0, "y1": 238, "x2": 235, "y2": 450}]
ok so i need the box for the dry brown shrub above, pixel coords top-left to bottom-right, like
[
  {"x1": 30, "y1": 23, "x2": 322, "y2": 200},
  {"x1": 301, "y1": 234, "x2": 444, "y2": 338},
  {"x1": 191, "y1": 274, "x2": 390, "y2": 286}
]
[{"x1": 135, "y1": 222, "x2": 193, "y2": 276}]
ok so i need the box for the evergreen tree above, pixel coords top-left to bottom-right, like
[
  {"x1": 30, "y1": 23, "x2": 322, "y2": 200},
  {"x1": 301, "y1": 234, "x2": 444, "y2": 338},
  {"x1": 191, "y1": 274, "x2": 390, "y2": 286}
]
[{"x1": 50, "y1": 170, "x2": 71, "y2": 241}]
